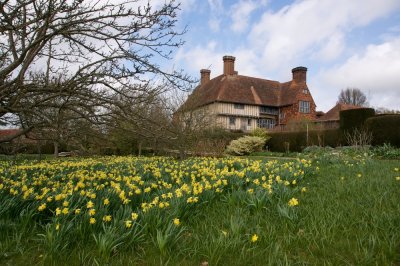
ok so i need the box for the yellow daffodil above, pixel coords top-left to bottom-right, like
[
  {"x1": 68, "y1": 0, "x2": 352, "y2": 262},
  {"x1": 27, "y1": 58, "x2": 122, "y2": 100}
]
[
  {"x1": 62, "y1": 208, "x2": 69, "y2": 215},
  {"x1": 173, "y1": 218, "x2": 180, "y2": 226},
  {"x1": 125, "y1": 220, "x2": 132, "y2": 228},
  {"x1": 103, "y1": 198, "x2": 110, "y2": 205},
  {"x1": 87, "y1": 201, "x2": 94, "y2": 208},
  {"x1": 88, "y1": 209, "x2": 96, "y2": 216},
  {"x1": 288, "y1": 198, "x2": 299, "y2": 207},
  {"x1": 38, "y1": 203, "x2": 46, "y2": 211},
  {"x1": 103, "y1": 215, "x2": 112, "y2": 222}
]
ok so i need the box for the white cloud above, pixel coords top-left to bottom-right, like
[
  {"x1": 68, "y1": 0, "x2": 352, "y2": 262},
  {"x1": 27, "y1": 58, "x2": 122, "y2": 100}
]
[
  {"x1": 175, "y1": 41, "x2": 222, "y2": 78},
  {"x1": 249, "y1": 0, "x2": 400, "y2": 69},
  {"x1": 230, "y1": 0, "x2": 258, "y2": 33},
  {"x1": 208, "y1": 17, "x2": 221, "y2": 32},
  {"x1": 208, "y1": 0, "x2": 223, "y2": 12},
  {"x1": 207, "y1": 0, "x2": 224, "y2": 32},
  {"x1": 313, "y1": 33, "x2": 345, "y2": 62},
  {"x1": 314, "y1": 37, "x2": 400, "y2": 111}
]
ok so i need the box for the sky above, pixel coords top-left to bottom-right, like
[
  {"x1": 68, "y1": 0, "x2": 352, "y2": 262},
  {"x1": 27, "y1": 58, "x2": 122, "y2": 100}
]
[{"x1": 167, "y1": 0, "x2": 400, "y2": 112}]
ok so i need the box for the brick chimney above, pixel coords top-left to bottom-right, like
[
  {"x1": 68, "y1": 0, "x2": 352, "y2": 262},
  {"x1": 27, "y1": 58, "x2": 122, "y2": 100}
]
[
  {"x1": 292, "y1": 66, "x2": 307, "y2": 83},
  {"x1": 223, "y1": 55, "x2": 236, "y2": 75},
  {"x1": 200, "y1": 69, "x2": 211, "y2": 85}
]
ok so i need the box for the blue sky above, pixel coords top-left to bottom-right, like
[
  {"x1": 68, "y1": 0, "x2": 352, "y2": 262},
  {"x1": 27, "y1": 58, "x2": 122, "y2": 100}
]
[{"x1": 168, "y1": 0, "x2": 400, "y2": 112}]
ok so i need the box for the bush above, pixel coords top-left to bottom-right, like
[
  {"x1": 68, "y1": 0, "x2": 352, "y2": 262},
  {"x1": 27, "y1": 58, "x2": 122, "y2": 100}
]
[
  {"x1": 267, "y1": 129, "x2": 342, "y2": 152},
  {"x1": 343, "y1": 127, "x2": 373, "y2": 147},
  {"x1": 340, "y1": 108, "x2": 375, "y2": 131},
  {"x1": 225, "y1": 136, "x2": 266, "y2": 156},
  {"x1": 365, "y1": 114, "x2": 400, "y2": 147},
  {"x1": 249, "y1": 128, "x2": 271, "y2": 141}
]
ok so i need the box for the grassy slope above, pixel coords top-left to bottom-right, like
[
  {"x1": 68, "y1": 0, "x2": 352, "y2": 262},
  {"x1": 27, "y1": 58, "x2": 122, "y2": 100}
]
[
  {"x1": 1, "y1": 159, "x2": 399, "y2": 265},
  {"x1": 163, "y1": 159, "x2": 400, "y2": 266}
]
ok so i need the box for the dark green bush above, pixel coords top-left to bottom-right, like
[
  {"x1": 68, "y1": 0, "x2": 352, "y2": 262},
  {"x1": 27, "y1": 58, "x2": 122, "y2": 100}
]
[
  {"x1": 267, "y1": 129, "x2": 342, "y2": 152},
  {"x1": 340, "y1": 108, "x2": 375, "y2": 131},
  {"x1": 366, "y1": 114, "x2": 400, "y2": 147}
]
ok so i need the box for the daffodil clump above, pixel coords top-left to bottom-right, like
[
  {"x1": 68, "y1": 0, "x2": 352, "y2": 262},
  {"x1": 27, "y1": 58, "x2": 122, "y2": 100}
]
[{"x1": 0, "y1": 156, "x2": 313, "y2": 239}]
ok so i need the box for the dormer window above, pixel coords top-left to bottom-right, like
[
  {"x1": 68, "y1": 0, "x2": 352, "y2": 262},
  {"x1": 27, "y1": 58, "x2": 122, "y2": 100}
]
[{"x1": 303, "y1": 89, "x2": 308, "y2": 94}]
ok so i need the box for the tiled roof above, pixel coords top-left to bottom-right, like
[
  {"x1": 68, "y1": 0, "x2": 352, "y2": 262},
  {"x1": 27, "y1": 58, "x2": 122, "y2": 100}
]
[
  {"x1": 0, "y1": 129, "x2": 21, "y2": 139},
  {"x1": 180, "y1": 74, "x2": 308, "y2": 111},
  {"x1": 0, "y1": 129, "x2": 36, "y2": 144},
  {"x1": 318, "y1": 103, "x2": 364, "y2": 121}
]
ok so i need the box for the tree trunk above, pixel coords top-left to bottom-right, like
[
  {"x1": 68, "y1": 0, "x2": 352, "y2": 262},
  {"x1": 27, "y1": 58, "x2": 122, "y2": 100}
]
[
  {"x1": 138, "y1": 141, "x2": 142, "y2": 157},
  {"x1": 54, "y1": 141, "x2": 59, "y2": 157},
  {"x1": 37, "y1": 143, "x2": 42, "y2": 161}
]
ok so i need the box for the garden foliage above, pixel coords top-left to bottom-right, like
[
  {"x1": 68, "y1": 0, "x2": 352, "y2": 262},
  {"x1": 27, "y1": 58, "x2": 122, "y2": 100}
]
[
  {"x1": 0, "y1": 156, "x2": 313, "y2": 264},
  {"x1": 366, "y1": 114, "x2": 400, "y2": 147},
  {"x1": 340, "y1": 108, "x2": 375, "y2": 131},
  {"x1": 268, "y1": 129, "x2": 342, "y2": 152},
  {"x1": 225, "y1": 136, "x2": 266, "y2": 155}
]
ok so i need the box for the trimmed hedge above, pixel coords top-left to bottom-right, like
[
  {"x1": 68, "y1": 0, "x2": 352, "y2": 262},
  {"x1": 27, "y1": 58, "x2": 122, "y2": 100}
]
[
  {"x1": 366, "y1": 114, "x2": 400, "y2": 147},
  {"x1": 340, "y1": 108, "x2": 375, "y2": 131},
  {"x1": 267, "y1": 129, "x2": 342, "y2": 152}
]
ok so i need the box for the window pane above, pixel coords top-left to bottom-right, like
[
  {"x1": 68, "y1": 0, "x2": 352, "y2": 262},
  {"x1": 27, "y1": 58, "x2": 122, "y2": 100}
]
[
  {"x1": 234, "y1": 104, "x2": 244, "y2": 109},
  {"x1": 260, "y1": 106, "x2": 278, "y2": 115},
  {"x1": 257, "y1": 118, "x2": 275, "y2": 129},
  {"x1": 299, "y1": 101, "x2": 310, "y2": 113}
]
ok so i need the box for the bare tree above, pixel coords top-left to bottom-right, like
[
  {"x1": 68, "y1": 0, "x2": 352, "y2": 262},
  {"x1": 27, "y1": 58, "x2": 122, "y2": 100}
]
[
  {"x1": 106, "y1": 87, "x2": 173, "y2": 156},
  {"x1": 0, "y1": 0, "x2": 193, "y2": 142},
  {"x1": 338, "y1": 88, "x2": 368, "y2": 106}
]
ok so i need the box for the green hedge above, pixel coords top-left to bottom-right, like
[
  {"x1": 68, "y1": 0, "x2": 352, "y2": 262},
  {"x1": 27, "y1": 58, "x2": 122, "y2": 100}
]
[
  {"x1": 267, "y1": 129, "x2": 342, "y2": 152},
  {"x1": 366, "y1": 114, "x2": 400, "y2": 147},
  {"x1": 340, "y1": 108, "x2": 375, "y2": 131}
]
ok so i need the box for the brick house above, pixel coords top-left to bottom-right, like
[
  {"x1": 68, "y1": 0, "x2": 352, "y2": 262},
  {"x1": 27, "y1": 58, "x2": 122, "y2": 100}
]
[{"x1": 178, "y1": 55, "x2": 317, "y2": 131}]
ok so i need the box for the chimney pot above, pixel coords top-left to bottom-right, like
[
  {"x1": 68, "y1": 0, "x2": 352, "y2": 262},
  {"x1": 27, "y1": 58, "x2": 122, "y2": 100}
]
[
  {"x1": 200, "y1": 69, "x2": 211, "y2": 85},
  {"x1": 292, "y1": 66, "x2": 307, "y2": 83},
  {"x1": 223, "y1": 55, "x2": 236, "y2": 76}
]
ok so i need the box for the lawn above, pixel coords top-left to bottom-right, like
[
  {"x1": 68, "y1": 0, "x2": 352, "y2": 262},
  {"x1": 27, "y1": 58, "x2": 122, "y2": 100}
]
[{"x1": 0, "y1": 154, "x2": 399, "y2": 265}]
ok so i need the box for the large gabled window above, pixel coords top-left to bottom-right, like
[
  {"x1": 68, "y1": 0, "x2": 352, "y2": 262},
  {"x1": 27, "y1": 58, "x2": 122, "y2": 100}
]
[{"x1": 299, "y1": 101, "x2": 310, "y2": 113}]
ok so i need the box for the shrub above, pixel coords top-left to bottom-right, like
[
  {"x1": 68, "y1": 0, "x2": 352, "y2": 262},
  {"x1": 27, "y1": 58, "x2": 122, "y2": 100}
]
[
  {"x1": 225, "y1": 136, "x2": 266, "y2": 156},
  {"x1": 267, "y1": 129, "x2": 342, "y2": 152},
  {"x1": 340, "y1": 108, "x2": 375, "y2": 131},
  {"x1": 365, "y1": 114, "x2": 400, "y2": 147},
  {"x1": 249, "y1": 128, "x2": 271, "y2": 141},
  {"x1": 343, "y1": 127, "x2": 373, "y2": 147}
]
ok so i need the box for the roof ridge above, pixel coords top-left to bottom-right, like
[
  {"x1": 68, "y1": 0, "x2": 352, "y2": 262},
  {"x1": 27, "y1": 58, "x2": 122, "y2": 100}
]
[{"x1": 250, "y1": 85, "x2": 262, "y2": 104}]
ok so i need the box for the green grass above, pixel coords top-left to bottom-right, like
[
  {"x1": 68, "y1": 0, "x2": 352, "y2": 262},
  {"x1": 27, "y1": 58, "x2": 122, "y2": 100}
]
[{"x1": 0, "y1": 157, "x2": 399, "y2": 265}]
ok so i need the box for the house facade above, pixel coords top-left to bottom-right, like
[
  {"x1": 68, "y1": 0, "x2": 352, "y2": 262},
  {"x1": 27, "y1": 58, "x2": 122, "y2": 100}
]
[{"x1": 179, "y1": 55, "x2": 317, "y2": 131}]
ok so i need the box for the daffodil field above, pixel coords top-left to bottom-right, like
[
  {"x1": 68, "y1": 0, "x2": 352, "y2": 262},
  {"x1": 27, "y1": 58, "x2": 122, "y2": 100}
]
[{"x1": 0, "y1": 155, "x2": 399, "y2": 265}]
